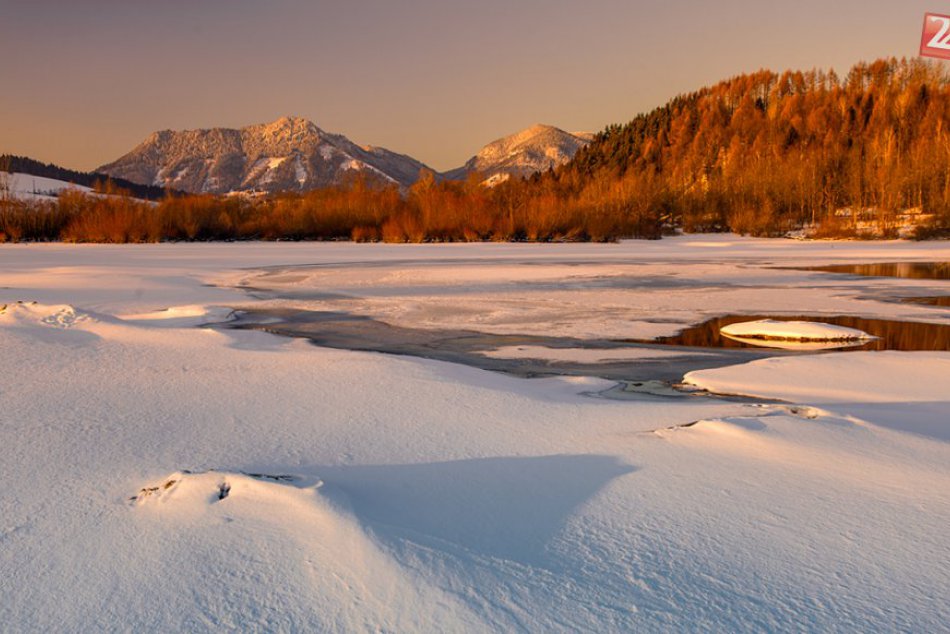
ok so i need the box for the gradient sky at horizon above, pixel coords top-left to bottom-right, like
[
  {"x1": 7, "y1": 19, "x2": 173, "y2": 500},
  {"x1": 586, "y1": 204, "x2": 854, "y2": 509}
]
[{"x1": 0, "y1": 0, "x2": 942, "y2": 172}]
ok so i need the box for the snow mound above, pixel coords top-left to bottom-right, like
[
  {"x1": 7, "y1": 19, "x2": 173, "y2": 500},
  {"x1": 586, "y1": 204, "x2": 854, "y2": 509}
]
[
  {"x1": 721, "y1": 319, "x2": 873, "y2": 342},
  {"x1": 684, "y1": 351, "x2": 950, "y2": 440},
  {"x1": 127, "y1": 469, "x2": 480, "y2": 629},
  {"x1": 0, "y1": 302, "x2": 91, "y2": 328},
  {"x1": 131, "y1": 470, "x2": 321, "y2": 508},
  {"x1": 119, "y1": 304, "x2": 235, "y2": 327},
  {"x1": 686, "y1": 351, "x2": 950, "y2": 404}
]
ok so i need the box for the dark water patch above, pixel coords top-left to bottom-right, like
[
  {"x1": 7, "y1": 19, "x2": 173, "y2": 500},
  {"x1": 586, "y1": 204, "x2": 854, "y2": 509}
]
[
  {"x1": 248, "y1": 258, "x2": 650, "y2": 273},
  {"x1": 902, "y1": 295, "x2": 950, "y2": 308},
  {"x1": 235, "y1": 284, "x2": 356, "y2": 302},
  {"x1": 242, "y1": 274, "x2": 734, "y2": 301},
  {"x1": 791, "y1": 261, "x2": 949, "y2": 280},
  {"x1": 227, "y1": 308, "x2": 779, "y2": 383},
  {"x1": 526, "y1": 276, "x2": 742, "y2": 292},
  {"x1": 629, "y1": 315, "x2": 950, "y2": 351}
]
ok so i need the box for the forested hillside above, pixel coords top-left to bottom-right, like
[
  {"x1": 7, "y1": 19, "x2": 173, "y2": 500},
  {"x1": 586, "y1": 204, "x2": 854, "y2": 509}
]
[{"x1": 545, "y1": 57, "x2": 950, "y2": 236}]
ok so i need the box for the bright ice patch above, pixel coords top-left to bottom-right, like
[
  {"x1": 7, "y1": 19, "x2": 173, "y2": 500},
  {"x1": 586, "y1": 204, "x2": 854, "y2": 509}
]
[
  {"x1": 119, "y1": 304, "x2": 234, "y2": 327},
  {"x1": 720, "y1": 319, "x2": 874, "y2": 345}
]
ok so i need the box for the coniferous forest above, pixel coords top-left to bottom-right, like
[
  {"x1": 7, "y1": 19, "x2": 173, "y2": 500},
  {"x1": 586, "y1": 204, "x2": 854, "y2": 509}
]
[{"x1": 2, "y1": 58, "x2": 949, "y2": 243}]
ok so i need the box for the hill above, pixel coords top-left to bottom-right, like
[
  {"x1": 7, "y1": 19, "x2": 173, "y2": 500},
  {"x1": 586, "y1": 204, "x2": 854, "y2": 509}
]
[
  {"x1": 444, "y1": 124, "x2": 592, "y2": 185},
  {"x1": 1, "y1": 155, "x2": 173, "y2": 200}
]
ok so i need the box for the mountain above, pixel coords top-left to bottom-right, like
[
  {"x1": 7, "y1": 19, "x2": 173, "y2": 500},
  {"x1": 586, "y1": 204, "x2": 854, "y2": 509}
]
[
  {"x1": 444, "y1": 124, "x2": 593, "y2": 186},
  {"x1": 97, "y1": 116, "x2": 430, "y2": 193},
  {"x1": 1, "y1": 155, "x2": 173, "y2": 200}
]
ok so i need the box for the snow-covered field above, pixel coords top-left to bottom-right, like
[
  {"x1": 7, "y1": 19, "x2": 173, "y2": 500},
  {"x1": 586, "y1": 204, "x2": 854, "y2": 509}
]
[
  {"x1": 2, "y1": 171, "x2": 93, "y2": 200},
  {"x1": 1, "y1": 235, "x2": 948, "y2": 631}
]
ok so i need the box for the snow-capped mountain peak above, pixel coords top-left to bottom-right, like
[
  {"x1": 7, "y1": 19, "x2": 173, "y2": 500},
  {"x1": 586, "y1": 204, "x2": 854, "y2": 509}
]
[
  {"x1": 445, "y1": 124, "x2": 593, "y2": 185},
  {"x1": 98, "y1": 117, "x2": 430, "y2": 193}
]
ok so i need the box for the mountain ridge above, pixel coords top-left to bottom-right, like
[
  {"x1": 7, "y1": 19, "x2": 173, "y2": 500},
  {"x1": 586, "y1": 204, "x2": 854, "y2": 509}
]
[
  {"x1": 95, "y1": 118, "x2": 593, "y2": 193},
  {"x1": 97, "y1": 116, "x2": 431, "y2": 193}
]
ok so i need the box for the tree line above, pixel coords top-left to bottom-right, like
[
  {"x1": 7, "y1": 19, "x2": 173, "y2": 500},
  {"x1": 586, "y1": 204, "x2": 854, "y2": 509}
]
[
  {"x1": 552, "y1": 57, "x2": 950, "y2": 238},
  {"x1": 0, "y1": 169, "x2": 660, "y2": 243},
  {"x1": 2, "y1": 57, "x2": 948, "y2": 243}
]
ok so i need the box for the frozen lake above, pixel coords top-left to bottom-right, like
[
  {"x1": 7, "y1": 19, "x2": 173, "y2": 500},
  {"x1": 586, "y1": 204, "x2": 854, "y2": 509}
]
[
  {"x1": 1, "y1": 235, "x2": 949, "y2": 632},
  {"x1": 228, "y1": 244, "x2": 950, "y2": 379}
]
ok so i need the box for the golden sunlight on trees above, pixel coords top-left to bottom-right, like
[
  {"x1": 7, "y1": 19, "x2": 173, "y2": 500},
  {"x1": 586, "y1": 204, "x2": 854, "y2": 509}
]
[
  {"x1": 563, "y1": 57, "x2": 950, "y2": 238},
  {"x1": 2, "y1": 59, "x2": 948, "y2": 243}
]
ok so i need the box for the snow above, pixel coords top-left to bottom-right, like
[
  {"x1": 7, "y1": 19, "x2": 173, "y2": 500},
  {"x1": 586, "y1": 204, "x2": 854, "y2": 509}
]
[
  {"x1": 720, "y1": 319, "x2": 874, "y2": 341},
  {"x1": 482, "y1": 172, "x2": 511, "y2": 187},
  {"x1": 118, "y1": 304, "x2": 235, "y2": 327},
  {"x1": 3, "y1": 171, "x2": 154, "y2": 204},
  {"x1": 231, "y1": 234, "x2": 950, "y2": 342},
  {"x1": 294, "y1": 155, "x2": 307, "y2": 185},
  {"x1": 0, "y1": 300, "x2": 91, "y2": 329},
  {"x1": 685, "y1": 351, "x2": 950, "y2": 441},
  {"x1": 340, "y1": 158, "x2": 398, "y2": 183},
  {"x1": 460, "y1": 124, "x2": 592, "y2": 183},
  {"x1": 243, "y1": 157, "x2": 289, "y2": 187},
  {"x1": 1, "y1": 236, "x2": 949, "y2": 631},
  {"x1": 3, "y1": 171, "x2": 92, "y2": 200}
]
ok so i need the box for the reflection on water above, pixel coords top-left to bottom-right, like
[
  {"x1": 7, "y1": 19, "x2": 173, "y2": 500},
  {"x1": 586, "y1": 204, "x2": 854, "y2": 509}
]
[
  {"x1": 718, "y1": 333, "x2": 868, "y2": 351},
  {"x1": 796, "y1": 261, "x2": 950, "y2": 311},
  {"x1": 798, "y1": 261, "x2": 949, "y2": 280},
  {"x1": 634, "y1": 315, "x2": 950, "y2": 351}
]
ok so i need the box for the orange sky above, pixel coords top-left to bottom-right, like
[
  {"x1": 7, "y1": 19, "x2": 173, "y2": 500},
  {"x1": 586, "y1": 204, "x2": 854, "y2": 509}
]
[{"x1": 0, "y1": 0, "x2": 939, "y2": 172}]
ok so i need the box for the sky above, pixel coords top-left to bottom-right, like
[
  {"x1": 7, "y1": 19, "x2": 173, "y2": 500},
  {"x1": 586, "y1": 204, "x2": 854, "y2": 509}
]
[{"x1": 0, "y1": 0, "x2": 941, "y2": 172}]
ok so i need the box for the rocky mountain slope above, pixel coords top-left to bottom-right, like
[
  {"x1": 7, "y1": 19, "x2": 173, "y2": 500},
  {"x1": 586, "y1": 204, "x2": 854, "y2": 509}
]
[
  {"x1": 97, "y1": 119, "x2": 593, "y2": 193},
  {"x1": 97, "y1": 116, "x2": 430, "y2": 193},
  {"x1": 444, "y1": 124, "x2": 593, "y2": 186}
]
